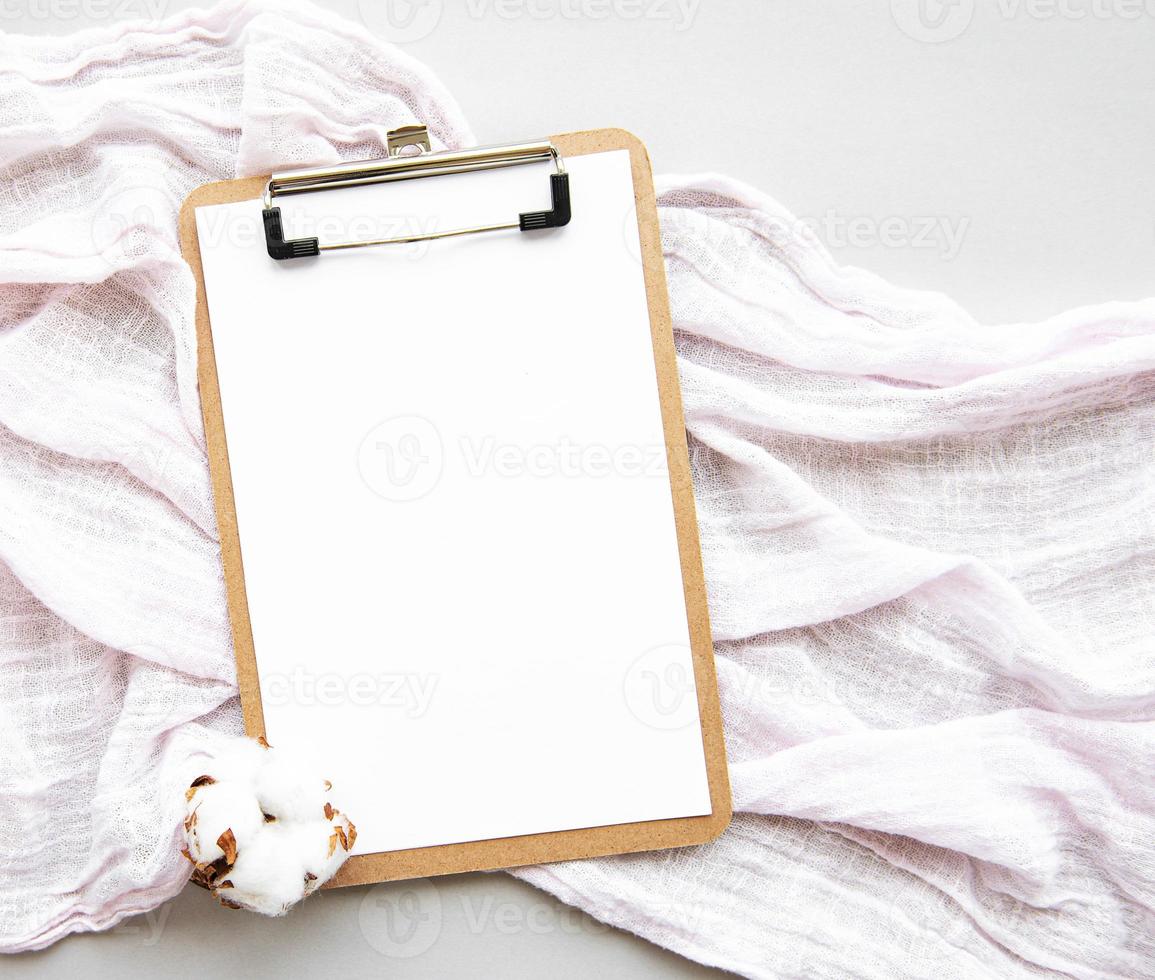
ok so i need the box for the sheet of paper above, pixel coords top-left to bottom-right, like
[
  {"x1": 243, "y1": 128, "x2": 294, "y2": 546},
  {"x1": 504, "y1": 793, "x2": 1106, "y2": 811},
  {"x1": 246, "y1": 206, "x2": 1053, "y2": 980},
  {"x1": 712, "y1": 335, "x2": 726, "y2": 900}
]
[{"x1": 195, "y1": 149, "x2": 712, "y2": 854}]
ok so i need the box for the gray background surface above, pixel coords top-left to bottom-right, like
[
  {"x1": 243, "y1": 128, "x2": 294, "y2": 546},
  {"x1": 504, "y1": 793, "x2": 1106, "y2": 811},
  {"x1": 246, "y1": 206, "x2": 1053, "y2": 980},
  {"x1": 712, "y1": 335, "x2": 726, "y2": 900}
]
[{"x1": 5, "y1": 0, "x2": 1154, "y2": 976}]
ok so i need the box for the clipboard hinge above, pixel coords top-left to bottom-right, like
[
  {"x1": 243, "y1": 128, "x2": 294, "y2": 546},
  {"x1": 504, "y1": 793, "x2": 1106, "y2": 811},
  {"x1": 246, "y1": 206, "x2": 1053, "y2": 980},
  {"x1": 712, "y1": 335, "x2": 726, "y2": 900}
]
[
  {"x1": 261, "y1": 125, "x2": 571, "y2": 260},
  {"x1": 386, "y1": 124, "x2": 432, "y2": 158}
]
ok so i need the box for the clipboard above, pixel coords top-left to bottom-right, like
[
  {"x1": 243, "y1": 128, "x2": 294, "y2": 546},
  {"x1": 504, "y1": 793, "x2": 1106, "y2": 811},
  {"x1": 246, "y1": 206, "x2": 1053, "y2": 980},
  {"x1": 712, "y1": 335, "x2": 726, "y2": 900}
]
[{"x1": 179, "y1": 127, "x2": 731, "y2": 888}]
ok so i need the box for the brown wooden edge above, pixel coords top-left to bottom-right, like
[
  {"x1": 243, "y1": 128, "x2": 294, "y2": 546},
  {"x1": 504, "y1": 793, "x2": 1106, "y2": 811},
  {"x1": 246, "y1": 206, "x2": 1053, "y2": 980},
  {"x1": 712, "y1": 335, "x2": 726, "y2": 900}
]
[{"x1": 177, "y1": 128, "x2": 731, "y2": 888}]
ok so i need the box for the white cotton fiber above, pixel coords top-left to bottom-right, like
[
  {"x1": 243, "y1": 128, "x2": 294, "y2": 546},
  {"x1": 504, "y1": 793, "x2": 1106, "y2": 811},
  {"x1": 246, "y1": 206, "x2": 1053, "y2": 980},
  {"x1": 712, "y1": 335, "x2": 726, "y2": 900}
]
[
  {"x1": 219, "y1": 829, "x2": 312, "y2": 917},
  {"x1": 184, "y1": 781, "x2": 264, "y2": 866},
  {"x1": 181, "y1": 736, "x2": 357, "y2": 915},
  {"x1": 253, "y1": 752, "x2": 330, "y2": 825}
]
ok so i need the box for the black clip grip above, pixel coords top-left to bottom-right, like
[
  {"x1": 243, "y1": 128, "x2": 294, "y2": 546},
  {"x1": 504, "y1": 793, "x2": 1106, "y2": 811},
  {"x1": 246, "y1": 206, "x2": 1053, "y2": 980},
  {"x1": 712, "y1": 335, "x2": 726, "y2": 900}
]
[
  {"x1": 263, "y1": 207, "x2": 320, "y2": 260},
  {"x1": 519, "y1": 173, "x2": 571, "y2": 231}
]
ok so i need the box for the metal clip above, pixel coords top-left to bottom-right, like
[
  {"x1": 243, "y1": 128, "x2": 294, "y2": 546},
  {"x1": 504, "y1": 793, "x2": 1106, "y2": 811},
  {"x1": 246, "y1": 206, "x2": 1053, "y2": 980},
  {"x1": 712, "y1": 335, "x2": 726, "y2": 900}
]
[
  {"x1": 386, "y1": 124, "x2": 432, "y2": 158},
  {"x1": 260, "y1": 125, "x2": 571, "y2": 260}
]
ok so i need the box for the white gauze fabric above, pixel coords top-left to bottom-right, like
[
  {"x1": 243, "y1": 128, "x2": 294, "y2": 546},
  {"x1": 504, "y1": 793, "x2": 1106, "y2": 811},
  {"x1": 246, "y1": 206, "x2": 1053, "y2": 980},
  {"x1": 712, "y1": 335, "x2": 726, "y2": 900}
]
[{"x1": 1, "y1": 3, "x2": 1153, "y2": 976}]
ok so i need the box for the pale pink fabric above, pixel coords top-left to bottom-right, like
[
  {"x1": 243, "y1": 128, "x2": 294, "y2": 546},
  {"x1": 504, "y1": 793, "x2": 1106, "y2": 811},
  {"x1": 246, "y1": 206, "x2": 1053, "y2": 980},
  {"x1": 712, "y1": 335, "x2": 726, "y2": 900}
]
[{"x1": 1, "y1": 2, "x2": 1152, "y2": 975}]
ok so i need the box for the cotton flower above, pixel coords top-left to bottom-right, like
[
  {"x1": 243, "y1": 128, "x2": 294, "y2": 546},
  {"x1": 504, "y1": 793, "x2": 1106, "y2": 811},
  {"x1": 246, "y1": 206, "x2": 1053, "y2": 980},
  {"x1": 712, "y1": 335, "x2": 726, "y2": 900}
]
[{"x1": 181, "y1": 736, "x2": 356, "y2": 915}]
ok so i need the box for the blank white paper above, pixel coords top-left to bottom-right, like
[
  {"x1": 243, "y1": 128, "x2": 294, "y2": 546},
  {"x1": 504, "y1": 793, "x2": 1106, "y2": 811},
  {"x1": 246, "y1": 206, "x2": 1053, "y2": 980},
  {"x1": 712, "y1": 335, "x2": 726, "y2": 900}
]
[{"x1": 195, "y1": 148, "x2": 712, "y2": 854}]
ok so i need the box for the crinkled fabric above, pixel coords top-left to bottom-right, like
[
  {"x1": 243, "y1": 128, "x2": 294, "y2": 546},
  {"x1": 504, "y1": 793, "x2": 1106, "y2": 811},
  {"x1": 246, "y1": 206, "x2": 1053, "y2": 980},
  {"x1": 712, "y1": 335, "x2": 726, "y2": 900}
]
[
  {"x1": 1, "y1": 2, "x2": 1152, "y2": 976},
  {"x1": 0, "y1": 0, "x2": 472, "y2": 952}
]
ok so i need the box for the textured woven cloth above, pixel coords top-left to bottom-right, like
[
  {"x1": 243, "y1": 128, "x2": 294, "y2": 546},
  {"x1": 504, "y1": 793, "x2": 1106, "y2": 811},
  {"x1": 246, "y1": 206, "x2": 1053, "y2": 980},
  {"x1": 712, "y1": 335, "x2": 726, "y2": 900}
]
[{"x1": 1, "y1": 2, "x2": 1153, "y2": 975}]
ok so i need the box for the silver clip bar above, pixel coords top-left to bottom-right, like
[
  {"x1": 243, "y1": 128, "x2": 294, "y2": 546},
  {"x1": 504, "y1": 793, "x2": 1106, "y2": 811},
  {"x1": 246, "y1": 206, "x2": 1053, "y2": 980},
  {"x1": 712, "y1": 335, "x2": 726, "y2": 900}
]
[{"x1": 261, "y1": 125, "x2": 571, "y2": 259}]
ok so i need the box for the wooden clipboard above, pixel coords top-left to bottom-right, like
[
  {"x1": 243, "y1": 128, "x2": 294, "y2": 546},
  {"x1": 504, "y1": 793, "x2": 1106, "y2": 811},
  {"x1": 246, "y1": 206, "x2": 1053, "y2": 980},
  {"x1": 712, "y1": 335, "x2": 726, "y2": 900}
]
[{"x1": 178, "y1": 127, "x2": 731, "y2": 888}]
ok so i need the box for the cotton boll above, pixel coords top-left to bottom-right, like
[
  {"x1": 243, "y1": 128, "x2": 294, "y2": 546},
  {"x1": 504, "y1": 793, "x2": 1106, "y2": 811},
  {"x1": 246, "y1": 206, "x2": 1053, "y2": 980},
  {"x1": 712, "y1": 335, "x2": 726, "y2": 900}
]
[
  {"x1": 219, "y1": 828, "x2": 309, "y2": 916},
  {"x1": 254, "y1": 752, "x2": 329, "y2": 824},
  {"x1": 180, "y1": 735, "x2": 357, "y2": 914},
  {"x1": 203, "y1": 735, "x2": 268, "y2": 786},
  {"x1": 296, "y1": 811, "x2": 358, "y2": 888},
  {"x1": 184, "y1": 780, "x2": 264, "y2": 865}
]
